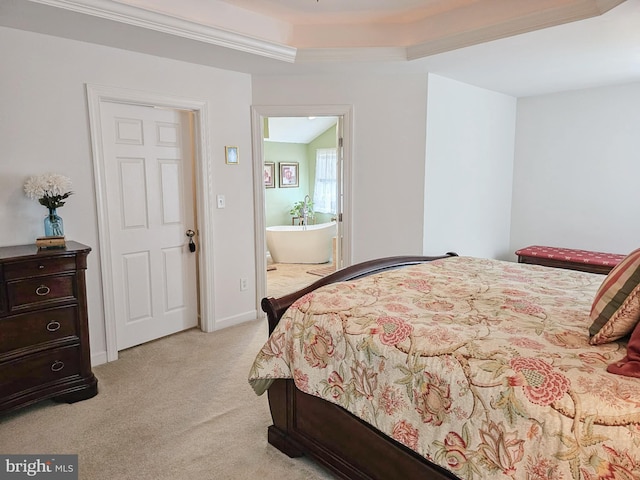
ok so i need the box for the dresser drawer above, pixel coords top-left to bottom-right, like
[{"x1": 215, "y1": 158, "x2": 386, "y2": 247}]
[
  {"x1": 3, "y1": 255, "x2": 77, "y2": 281},
  {"x1": 6, "y1": 274, "x2": 76, "y2": 312},
  {"x1": 0, "y1": 264, "x2": 5, "y2": 315},
  {"x1": 0, "y1": 306, "x2": 78, "y2": 355},
  {"x1": 0, "y1": 345, "x2": 82, "y2": 398}
]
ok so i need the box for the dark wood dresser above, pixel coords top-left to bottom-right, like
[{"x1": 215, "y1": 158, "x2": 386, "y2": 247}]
[{"x1": 0, "y1": 241, "x2": 97, "y2": 414}]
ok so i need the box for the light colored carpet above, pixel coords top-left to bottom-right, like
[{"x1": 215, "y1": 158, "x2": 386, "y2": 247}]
[{"x1": 0, "y1": 320, "x2": 336, "y2": 480}]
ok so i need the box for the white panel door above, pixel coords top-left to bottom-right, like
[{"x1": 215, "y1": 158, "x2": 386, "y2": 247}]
[{"x1": 99, "y1": 101, "x2": 198, "y2": 350}]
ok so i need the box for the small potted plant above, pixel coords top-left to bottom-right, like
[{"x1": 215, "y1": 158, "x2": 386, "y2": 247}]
[{"x1": 290, "y1": 197, "x2": 314, "y2": 224}]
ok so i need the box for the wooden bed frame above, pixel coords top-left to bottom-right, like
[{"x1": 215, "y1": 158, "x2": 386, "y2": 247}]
[{"x1": 261, "y1": 254, "x2": 459, "y2": 480}]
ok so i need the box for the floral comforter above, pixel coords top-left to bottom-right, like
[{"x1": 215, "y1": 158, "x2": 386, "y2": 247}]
[{"x1": 248, "y1": 257, "x2": 640, "y2": 480}]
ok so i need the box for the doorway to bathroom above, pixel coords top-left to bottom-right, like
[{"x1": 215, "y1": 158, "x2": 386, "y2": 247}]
[
  {"x1": 264, "y1": 116, "x2": 339, "y2": 297},
  {"x1": 251, "y1": 105, "x2": 353, "y2": 306}
]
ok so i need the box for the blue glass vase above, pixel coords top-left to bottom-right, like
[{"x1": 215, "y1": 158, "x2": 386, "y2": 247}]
[{"x1": 44, "y1": 208, "x2": 64, "y2": 237}]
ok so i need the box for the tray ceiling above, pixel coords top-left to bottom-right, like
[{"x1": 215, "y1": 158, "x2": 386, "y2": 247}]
[
  {"x1": 2, "y1": 0, "x2": 639, "y2": 97},
  {"x1": 16, "y1": 0, "x2": 627, "y2": 60}
]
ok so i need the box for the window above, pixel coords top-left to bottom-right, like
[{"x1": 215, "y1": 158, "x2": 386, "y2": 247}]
[{"x1": 313, "y1": 148, "x2": 337, "y2": 214}]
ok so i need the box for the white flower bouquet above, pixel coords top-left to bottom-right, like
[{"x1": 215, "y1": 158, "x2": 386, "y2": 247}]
[{"x1": 24, "y1": 173, "x2": 74, "y2": 210}]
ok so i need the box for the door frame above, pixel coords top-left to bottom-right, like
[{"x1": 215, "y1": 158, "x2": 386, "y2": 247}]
[
  {"x1": 86, "y1": 84, "x2": 216, "y2": 362},
  {"x1": 250, "y1": 104, "x2": 353, "y2": 313}
]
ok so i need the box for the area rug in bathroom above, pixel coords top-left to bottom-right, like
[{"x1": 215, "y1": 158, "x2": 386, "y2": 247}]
[{"x1": 307, "y1": 265, "x2": 336, "y2": 277}]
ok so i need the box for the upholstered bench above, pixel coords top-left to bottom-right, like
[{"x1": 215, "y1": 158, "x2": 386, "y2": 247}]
[{"x1": 515, "y1": 245, "x2": 625, "y2": 275}]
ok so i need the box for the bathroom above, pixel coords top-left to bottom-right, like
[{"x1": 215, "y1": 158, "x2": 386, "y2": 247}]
[{"x1": 263, "y1": 116, "x2": 339, "y2": 297}]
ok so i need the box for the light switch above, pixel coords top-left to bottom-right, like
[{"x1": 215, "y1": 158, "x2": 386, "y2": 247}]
[{"x1": 217, "y1": 194, "x2": 225, "y2": 208}]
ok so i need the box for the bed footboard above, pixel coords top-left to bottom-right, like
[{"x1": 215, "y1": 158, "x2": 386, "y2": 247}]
[
  {"x1": 261, "y1": 254, "x2": 459, "y2": 480},
  {"x1": 266, "y1": 378, "x2": 457, "y2": 480}
]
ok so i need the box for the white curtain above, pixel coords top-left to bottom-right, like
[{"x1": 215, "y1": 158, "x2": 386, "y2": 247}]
[{"x1": 313, "y1": 148, "x2": 337, "y2": 214}]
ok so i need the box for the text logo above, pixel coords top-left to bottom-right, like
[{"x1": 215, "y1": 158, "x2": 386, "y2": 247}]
[{"x1": 0, "y1": 455, "x2": 78, "y2": 480}]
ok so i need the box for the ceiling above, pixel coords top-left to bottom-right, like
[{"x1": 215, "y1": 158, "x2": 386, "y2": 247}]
[
  {"x1": 265, "y1": 117, "x2": 338, "y2": 144},
  {"x1": 220, "y1": 0, "x2": 488, "y2": 25},
  {"x1": 1, "y1": 0, "x2": 639, "y2": 98}
]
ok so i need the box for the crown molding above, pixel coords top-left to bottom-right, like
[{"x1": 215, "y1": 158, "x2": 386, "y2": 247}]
[
  {"x1": 295, "y1": 47, "x2": 407, "y2": 64},
  {"x1": 28, "y1": 0, "x2": 297, "y2": 62}
]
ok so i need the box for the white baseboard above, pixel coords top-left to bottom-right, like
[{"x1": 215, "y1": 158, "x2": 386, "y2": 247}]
[
  {"x1": 91, "y1": 350, "x2": 108, "y2": 366},
  {"x1": 214, "y1": 310, "x2": 258, "y2": 331}
]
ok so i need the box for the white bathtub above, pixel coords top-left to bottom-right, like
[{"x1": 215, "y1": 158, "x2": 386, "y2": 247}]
[{"x1": 266, "y1": 221, "x2": 337, "y2": 264}]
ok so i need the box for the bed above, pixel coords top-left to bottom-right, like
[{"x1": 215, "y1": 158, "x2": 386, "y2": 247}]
[{"x1": 248, "y1": 253, "x2": 640, "y2": 480}]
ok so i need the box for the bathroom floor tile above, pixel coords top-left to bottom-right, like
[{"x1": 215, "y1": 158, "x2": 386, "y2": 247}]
[{"x1": 266, "y1": 262, "x2": 335, "y2": 298}]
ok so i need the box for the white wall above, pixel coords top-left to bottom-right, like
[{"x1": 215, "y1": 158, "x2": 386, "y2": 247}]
[
  {"x1": 252, "y1": 73, "x2": 429, "y2": 262},
  {"x1": 0, "y1": 27, "x2": 255, "y2": 363},
  {"x1": 511, "y1": 82, "x2": 640, "y2": 257},
  {"x1": 7, "y1": 24, "x2": 637, "y2": 365},
  {"x1": 264, "y1": 141, "x2": 309, "y2": 227},
  {"x1": 424, "y1": 74, "x2": 516, "y2": 259}
]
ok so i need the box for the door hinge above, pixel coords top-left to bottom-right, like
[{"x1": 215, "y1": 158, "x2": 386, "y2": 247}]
[{"x1": 338, "y1": 137, "x2": 343, "y2": 148}]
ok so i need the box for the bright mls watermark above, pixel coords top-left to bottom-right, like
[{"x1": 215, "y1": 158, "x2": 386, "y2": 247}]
[{"x1": 0, "y1": 455, "x2": 77, "y2": 479}]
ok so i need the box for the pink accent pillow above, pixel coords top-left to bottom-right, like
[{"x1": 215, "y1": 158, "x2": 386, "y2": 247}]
[
  {"x1": 589, "y1": 248, "x2": 640, "y2": 345},
  {"x1": 607, "y1": 321, "x2": 640, "y2": 378}
]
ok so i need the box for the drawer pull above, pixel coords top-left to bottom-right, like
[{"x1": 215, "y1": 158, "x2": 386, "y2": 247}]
[
  {"x1": 51, "y1": 361, "x2": 65, "y2": 372},
  {"x1": 35, "y1": 285, "x2": 51, "y2": 296},
  {"x1": 46, "y1": 321, "x2": 61, "y2": 332},
  {"x1": 38, "y1": 264, "x2": 45, "y2": 270}
]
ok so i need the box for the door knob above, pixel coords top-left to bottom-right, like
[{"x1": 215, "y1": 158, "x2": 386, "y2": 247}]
[{"x1": 186, "y1": 229, "x2": 196, "y2": 253}]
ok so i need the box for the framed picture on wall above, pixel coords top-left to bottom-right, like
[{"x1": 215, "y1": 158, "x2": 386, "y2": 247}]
[
  {"x1": 264, "y1": 162, "x2": 275, "y2": 188},
  {"x1": 225, "y1": 146, "x2": 239, "y2": 165},
  {"x1": 279, "y1": 162, "x2": 299, "y2": 188}
]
